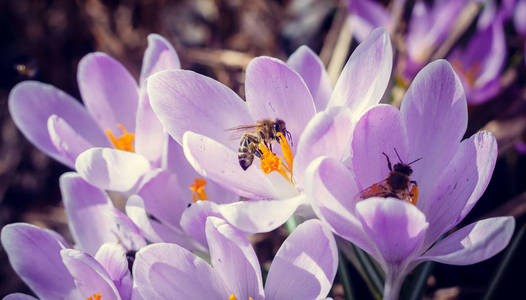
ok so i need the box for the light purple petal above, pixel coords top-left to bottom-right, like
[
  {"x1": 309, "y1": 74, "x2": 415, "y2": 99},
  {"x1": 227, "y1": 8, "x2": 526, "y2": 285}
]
[
  {"x1": 328, "y1": 28, "x2": 392, "y2": 114},
  {"x1": 48, "y1": 114, "x2": 95, "y2": 167},
  {"x1": 61, "y1": 249, "x2": 121, "y2": 300},
  {"x1": 265, "y1": 220, "x2": 338, "y2": 300},
  {"x1": 182, "y1": 131, "x2": 279, "y2": 199},
  {"x1": 77, "y1": 52, "x2": 139, "y2": 134},
  {"x1": 94, "y1": 243, "x2": 132, "y2": 300},
  {"x1": 180, "y1": 200, "x2": 223, "y2": 249},
  {"x1": 514, "y1": 0, "x2": 526, "y2": 35},
  {"x1": 139, "y1": 33, "x2": 180, "y2": 87},
  {"x1": 401, "y1": 60, "x2": 467, "y2": 203},
  {"x1": 206, "y1": 217, "x2": 264, "y2": 300},
  {"x1": 134, "y1": 90, "x2": 166, "y2": 167},
  {"x1": 60, "y1": 172, "x2": 119, "y2": 255},
  {"x1": 420, "y1": 217, "x2": 515, "y2": 265},
  {"x1": 421, "y1": 131, "x2": 497, "y2": 247},
  {"x1": 133, "y1": 243, "x2": 226, "y2": 299},
  {"x1": 348, "y1": 0, "x2": 392, "y2": 42},
  {"x1": 148, "y1": 69, "x2": 252, "y2": 149},
  {"x1": 351, "y1": 104, "x2": 409, "y2": 190},
  {"x1": 3, "y1": 294, "x2": 39, "y2": 300},
  {"x1": 1, "y1": 223, "x2": 74, "y2": 300},
  {"x1": 217, "y1": 196, "x2": 304, "y2": 233},
  {"x1": 356, "y1": 198, "x2": 428, "y2": 267},
  {"x1": 293, "y1": 107, "x2": 354, "y2": 188},
  {"x1": 75, "y1": 148, "x2": 151, "y2": 192},
  {"x1": 245, "y1": 56, "x2": 316, "y2": 148},
  {"x1": 287, "y1": 45, "x2": 332, "y2": 111},
  {"x1": 8, "y1": 81, "x2": 106, "y2": 167},
  {"x1": 304, "y1": 157, "x2": 376, "y2": 256}
]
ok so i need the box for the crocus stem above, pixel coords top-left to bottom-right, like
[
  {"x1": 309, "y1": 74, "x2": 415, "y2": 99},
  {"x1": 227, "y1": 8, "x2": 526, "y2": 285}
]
[
  {"x1": 383, "y1": 272, "x2": 403, "y2": 300},
  {"x1": 285, "y1": 215, "x2": 298, "y2": 234},
  {"x1": 351, "y1": 244, "x2": 384, "y2": 297},
  {"x1": 338, "y1": 251, "x2": 355, "y2": 300},
  {"x1": 406, "y1": 261, "x2": 434, "y2": 300},
  {"x1": 482, "y1": 224, "x2": 525, "y2": 300}
]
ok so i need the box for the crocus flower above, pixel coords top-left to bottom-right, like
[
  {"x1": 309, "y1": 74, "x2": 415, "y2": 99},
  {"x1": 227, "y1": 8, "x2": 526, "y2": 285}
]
[
  {"x1": 9, "y1": 34, "x2": 179, "y2": 192},
  {"x1": 448, "y1": 11, "x2": 506, "y2": 104},
  {"x1": 305, "y1": 60, "x2": 515, "y2": 300},
  {"x1": 1, "y1": 173, "x2": 145, "y2": 300},
  {"x1": 133, "y1": 217, "x2": 337, "y2": 300},
  {"x1": 147, "y1": 28, "x2": 392, "y2": 235},
  {"x1": 346, "y1": 0, "x2": 406, "y2": 42}
]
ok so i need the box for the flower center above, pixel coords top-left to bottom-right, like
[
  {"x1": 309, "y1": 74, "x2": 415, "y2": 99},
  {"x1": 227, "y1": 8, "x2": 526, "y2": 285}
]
[
  {"x1": 105, "y1": 124, "x2": 135, "y2": 152},
  {"x1": 451, "y1": 60, "x2": 481, "y2": 88},
  {"x1": 86, "y1": 293, "x2": 101, "y2": 300},
  {"x1": 190, "y1": 178, "x2": 208, "y2": 203},
  {"x1": 258, "y1": 132, "x2": 294, "y2": 184},
  {"x1": 229, "y1": 294, "x2": 253, "y2": 300}
]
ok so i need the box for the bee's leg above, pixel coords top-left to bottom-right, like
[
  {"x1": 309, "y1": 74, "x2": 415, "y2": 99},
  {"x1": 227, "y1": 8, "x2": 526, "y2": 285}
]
[
  {"x1": 255, "y1": 148, "x2": 263, "y2": 158},
  {"x1": 410, "y1": 180, "x2": 417, "y2": 186},
  {"x1": 382, "y1": 152, "x2": 392, "y2": 171},
  {"x1": 268, "y1": 142, "x2": 272, "y2": 152}
]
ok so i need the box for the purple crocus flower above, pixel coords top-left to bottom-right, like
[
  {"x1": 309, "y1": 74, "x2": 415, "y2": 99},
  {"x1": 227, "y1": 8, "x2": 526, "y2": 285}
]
[
  {"x1": 346, "y1": 0, "x2": 406, "y2": 42},
  {"x1": 9, "y1": 34, "x2": 179, "y2": 193},
  {"x1": 304, "y1": 60, "x2": 515, "y2": 299},
  {"x1": 133, "y1": 217, "x2": 337, "y2": 300},
  {"x1": 448, "y1": 12, "x2": 506, "y2": 104},
  {"x1": 2, "y1": 173, "x2": 145, "y2": 300},
  {"x1": 147, "y1": 28, "x2": 392, "y2": 235}
]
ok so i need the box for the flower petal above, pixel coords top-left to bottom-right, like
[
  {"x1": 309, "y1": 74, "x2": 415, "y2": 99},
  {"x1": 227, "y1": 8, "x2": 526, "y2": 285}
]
[
  {"x1": 348, "y1": 0, "x2": 392, "y2": 42},
  {"x1": 148, "y1": 69, "x2": 252, "y2": 149},
  {"x1": 180, "y1": 200, "x2": 223, "y2": 249},
  {"x1": 1, "y1": 223, "x2": 74, "y2": 300},
  {"x1": 134, "y1": 90, "x2": 166, "y2": 167},
  {"x1": 420, "y1": 217, "x2": 515, "y2": 265},
  {"x1": 206, "y1": 217, "x2": 264, "y2": 300},
  {"x1": 328, "y1": 28, "x2": 392, "y2": 114},
  {"x1": 355, "y1": 198, "x2": 428, "y2": 267},
  {"x1": 401, "y1": 60, "x2": 467, "y2": 202},
  {"x1": 245, "y1": 56, "x2": 316, "y2": 146},
  {"x1": 139, "y1": 33, "x2": 180, "y2": 87},
  {"x1": 217, "y1": 196, "x2": 304, "y2": 234},
  {"x1": 304, "y1": 157, "x2": 375, "y2": 256},
  {"x1": 8, "y1": 81, "x2": 106, "y2": 167},
  {"x1": 48, "y1": 114, "x2": 95, "y2": 167},
  {"x1": 77, "y1": 52, "x2": 139, "y2": 133},
  {"x1": 293, "y1": 107, "x2": 354, "y2": 188},
  {"x1": 182, "y1": 131, "x2": 278, "y2": 199},
  {"x1": 287, "y1": 45, "x2": 332, "y2": 111},
  {"x1": 75, "y1": 147, "x2": 151, "y2": 192},
  {"x1": 133, "y1": 243, "x2": 226, "y2": 299},
  {"x1": 61, "y1": 249, "x2": 121, "y2": 300},
  {"x1": 94, "y1": 243, "x2": 132, "y2": 300},
  {"x1": 3, "y1": 294, "x2": 39, "y2": 300},
  {"x1": 265, "y1": 220, "x2": 338, "y2": 300}
]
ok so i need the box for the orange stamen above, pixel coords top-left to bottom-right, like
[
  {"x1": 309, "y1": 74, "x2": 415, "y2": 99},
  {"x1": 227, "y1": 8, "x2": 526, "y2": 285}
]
[
  {"x1": 105, "y1": 124, "x2": 135, "y2": 152},
  {"x1": 190, "y1": 178, "x2": 208, "y2": 203},
  {"x1": 229, "y1": 295, "x2": 253, "y2": 300},
  {"x1": 258, "y1": 143, "x2": 293, "y2": 183},
  {"x1": 86, "y1": 293, "x2": 101, "y2": 300},
  {"x1": 409, "y1": 184, "x2": 419, "y2": 206}
]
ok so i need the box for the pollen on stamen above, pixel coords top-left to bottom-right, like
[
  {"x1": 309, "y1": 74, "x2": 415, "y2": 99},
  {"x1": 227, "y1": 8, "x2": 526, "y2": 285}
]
[
  {"x1": 258, "y1": 143, "x2": 293, "y2": 183},
  {"x1": 105, "y1": 124, "x2": 135, "y2": 152},
  {"x1": 228, "y1": 294, "x2": 253, "y2": 300},
  {"x1": 190, "y1": 178, "x2": 208, "y2": 203},
  {"x1": 86, "y1": 293, "x2": 101, "y2": 300}
]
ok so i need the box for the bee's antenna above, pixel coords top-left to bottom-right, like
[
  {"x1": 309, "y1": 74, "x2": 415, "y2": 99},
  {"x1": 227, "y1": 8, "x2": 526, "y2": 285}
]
[
  {"x1": 408, "y1": 157, "x2": 423, "y2": 165},
  {"x1": 393, "y1": 147, "x2": 403, "y2": 163}
]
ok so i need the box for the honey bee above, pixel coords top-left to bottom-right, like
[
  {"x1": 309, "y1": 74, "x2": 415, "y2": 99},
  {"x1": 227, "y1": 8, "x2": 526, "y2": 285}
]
[
  {"x1": 229, "y1": 119, "x2": 292, "y2": 170},
  {"x1": 359, "y1": 149, "x2": 422, "y2": 205}
]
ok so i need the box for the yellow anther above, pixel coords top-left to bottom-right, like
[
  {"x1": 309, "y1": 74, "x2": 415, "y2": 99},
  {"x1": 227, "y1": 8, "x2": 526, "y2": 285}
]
[
  {"x1": 105, "y1": 124, "x2": 135, "y2": 152},
  {"x1": 452, "y1": 60, "x2": 481, "y2": 88},
  {"x1": 409, "y1": 184, "x2": 419, "y2": 206},
  {"x1": 86, "y1": 293, "x2": 101, "y2": 300},
  {"x1": 258, "y1": 143, "x2": 293, "y2": 184},
  {"x1": 190, "y1": 178, "x2": 208, "y2": 203},
  {"x1": 228, "y1": 294, "x2": 253, "y2": 300},
  {"x1": 276, "y1": 132, "x2": 293, "y2": 178}
]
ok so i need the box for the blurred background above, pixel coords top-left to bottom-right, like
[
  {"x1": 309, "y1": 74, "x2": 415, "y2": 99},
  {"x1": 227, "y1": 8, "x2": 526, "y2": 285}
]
[{"x1": 1, "y1": 0, "x2": 526, "y2": 299}]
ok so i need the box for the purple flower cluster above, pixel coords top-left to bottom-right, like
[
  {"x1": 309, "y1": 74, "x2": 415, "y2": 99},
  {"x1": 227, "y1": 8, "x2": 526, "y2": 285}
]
[{"x1": 2, "y1": 24, "x2": 515, "y2": 300}]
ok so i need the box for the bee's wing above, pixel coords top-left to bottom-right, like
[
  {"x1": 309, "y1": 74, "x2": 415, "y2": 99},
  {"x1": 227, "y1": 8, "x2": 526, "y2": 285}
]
[
  {"x1": 358, "y1": 180, "x2": 391, "y2": 200},
  {"x1": 226, "y1": 124, "x2": 262, "y2": 140}
]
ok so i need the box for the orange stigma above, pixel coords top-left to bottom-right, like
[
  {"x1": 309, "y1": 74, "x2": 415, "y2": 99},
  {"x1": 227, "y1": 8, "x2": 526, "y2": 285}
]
[
  {"x1": 258, "y1": 133, "x2": 294, "y2": 184},
  {"x1": 190, "y1": 178, "x2": 208, "y2": 203},
  {"x1": 86, "y1": 293, "x2": 101, "y2": 300},
  {"x1": 105, "y1": 124, "x2": 135, "y2": 152},
  {"x1": 229, "y1": 294, "x2": 254, "y2": 300},
  {"x1": 452, "y1": 60, "x2": 481, "y2": 88}
]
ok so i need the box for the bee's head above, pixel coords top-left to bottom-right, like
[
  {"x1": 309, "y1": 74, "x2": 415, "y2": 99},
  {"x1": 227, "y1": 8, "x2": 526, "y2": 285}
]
[
  {"x1": 274, "y1": 119, "x2": 292, "y2": 145},
  {"x1": 393, "y1": 163, "x2": 413, "y2": 176}
]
